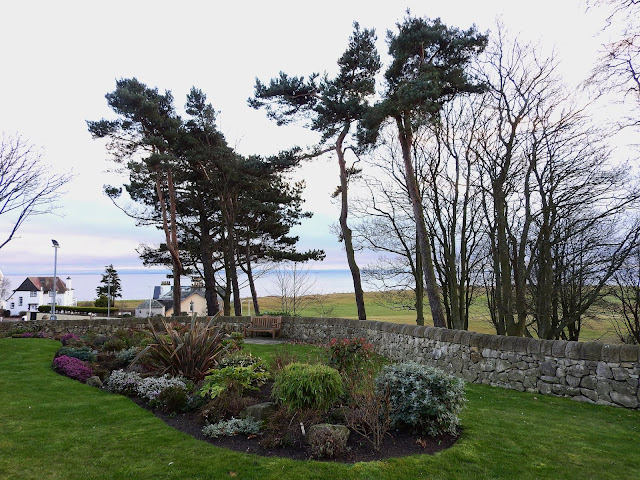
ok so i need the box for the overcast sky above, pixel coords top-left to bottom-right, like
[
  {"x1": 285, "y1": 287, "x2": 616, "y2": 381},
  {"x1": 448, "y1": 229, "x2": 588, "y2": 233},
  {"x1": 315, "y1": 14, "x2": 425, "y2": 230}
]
[{"x1": 0, "y1": 0, "x2": 622, "y2": 282}]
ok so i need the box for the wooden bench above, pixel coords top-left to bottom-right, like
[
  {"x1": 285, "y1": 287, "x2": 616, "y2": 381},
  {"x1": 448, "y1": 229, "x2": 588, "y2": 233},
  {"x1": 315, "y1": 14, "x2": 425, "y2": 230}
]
[{"x1": 243, "y1": 315, "x2": 282, "y2": 339}]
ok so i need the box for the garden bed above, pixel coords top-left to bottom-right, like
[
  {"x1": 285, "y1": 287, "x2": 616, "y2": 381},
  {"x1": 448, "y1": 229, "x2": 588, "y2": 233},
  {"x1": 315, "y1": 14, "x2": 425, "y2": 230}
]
[{"x1": 135, "y1": 381, "x2": 459, "y2": 462}]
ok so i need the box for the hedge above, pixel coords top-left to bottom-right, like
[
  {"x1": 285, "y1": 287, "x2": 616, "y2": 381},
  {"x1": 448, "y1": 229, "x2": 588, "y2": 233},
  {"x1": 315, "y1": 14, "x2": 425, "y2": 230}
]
[{"x1": 38, "y1": 305, "x2": 119, "y2": 315}]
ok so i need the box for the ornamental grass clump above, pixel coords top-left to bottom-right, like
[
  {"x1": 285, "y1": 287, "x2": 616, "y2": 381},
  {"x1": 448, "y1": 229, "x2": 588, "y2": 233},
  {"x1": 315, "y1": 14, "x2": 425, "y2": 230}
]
[
  {"x1": 52, "y1": 355, "x2": 93, "y2": 382},
  {"x1": 132, "y1": 314, "x2": 227, "y2": 383},
  {"x1": 375, "y1": 362, "x2": 466, "y2": 437},
  {"x1": 272, "y1": 363, "x2": 343, "y2": 412}
]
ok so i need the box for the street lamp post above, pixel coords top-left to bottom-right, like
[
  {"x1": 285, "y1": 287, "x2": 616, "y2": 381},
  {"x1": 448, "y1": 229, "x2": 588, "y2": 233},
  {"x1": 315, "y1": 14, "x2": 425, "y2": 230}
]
[
  {"x1": 106, "y1": 278, "x2": 111, "y2": 319},
  {"x1": 51, "y1": 239, "x2": 59, "y2": 320}
]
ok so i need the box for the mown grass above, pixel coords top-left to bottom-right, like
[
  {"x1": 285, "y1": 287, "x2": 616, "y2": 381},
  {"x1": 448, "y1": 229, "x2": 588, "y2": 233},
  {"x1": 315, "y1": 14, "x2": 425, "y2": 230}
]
[{"x1": 1, "y1": 338, "x2": 639, "y2": 479}]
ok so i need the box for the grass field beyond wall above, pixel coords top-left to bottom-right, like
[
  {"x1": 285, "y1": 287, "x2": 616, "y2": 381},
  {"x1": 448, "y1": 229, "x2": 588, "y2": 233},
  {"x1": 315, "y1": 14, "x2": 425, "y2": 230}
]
[
  {"x1": 81, "y1": 290, "x2": 621, "y2": 343},
  {"x1": 1, "y1": 338, "x2": 639, "y2": 480}
]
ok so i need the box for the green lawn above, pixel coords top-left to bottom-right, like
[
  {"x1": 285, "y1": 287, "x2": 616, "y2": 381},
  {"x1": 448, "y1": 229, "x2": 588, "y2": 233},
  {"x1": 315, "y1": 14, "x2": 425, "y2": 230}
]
[{"x1": 1, "y1": 338, "x2": 639, "y2": 479}]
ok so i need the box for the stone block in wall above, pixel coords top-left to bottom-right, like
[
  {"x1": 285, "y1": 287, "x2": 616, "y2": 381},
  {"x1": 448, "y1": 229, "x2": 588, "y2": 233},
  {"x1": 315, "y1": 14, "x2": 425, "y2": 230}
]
[
  {"x1": 580, "y1": 388, "x2": 598, "y2": 402},
  {"x1": 596, "y1": 362, "x2": 613, "y2": 379},
  {"x1": 463, "y1": 369, "x2": 478, "y2": 382},
  {"x1": 566, "y1": 375, "x2": 581, "y2": 388},
  {"x1": 573, "y1": 395, "x2": 596, "y2": 404},
  {"x1": 612, "y1": 367, "x2": 630, "y2": 381},
  {"x1": 440, "y1": 328, "x2": 456, "y2": 343},
  {"x1": 580, "y1": 375, "x2": 597, "y2": 389},
  {"x1": 552, "y1": 384, "x2": 580, "y2": 396},
  {"x1": 540, "y1": 340, "x2": 554, "y2": 356},
  {"x1": 451, "y1": 357, "x2": 463, "y2": 374},
  {"x1": 514, "y1": 337, "x2": 530, "y2": 354},
  {"x1": 611, "y1": 380, "x2": 636, "y2": 396},
  {"x1": 495, "y1": 359, "x2": 511, "y2": 373},
  {"x1": 524, "y1": 376, "x2": 538, "y2": 389},
  {"x1": 538, "y1": 381, "x2": 553, "y2": 395},
  {"x1": 552, "y1": 340, "x2": 567, "y2": 358},
  {"x1": 459, "y1": 331, "x2": 473, "y2": 346},
  {"x1": 541, "y1": 375, "x2": 560, "y2": 384},
  {"x1": 452, "y1": 330, "x2": 463, "y2": 344},
  {"x1": 480, "y1": 358, "x2": 496, "y2": 372},
  {"x1": 527, "y1": 339, "x2": 542, "y2": 355},
  {"x1": 567, "y1": 364, "x2": 589, "y2": 378},
  {"x1": 508, "y1": 370, "x2": 525, "y2": 383},
  {"x1": 610, "y1": 391, "x2": 639, "y2": 408},
  {"x1": 565, "y1": 342, "x2": 582, "y2": 359},
  {"x1": 540, "y1": 361, "x2": 556, "y2": 376},
  {"x1": 482, "y1": 348, "x2": 499, "y2": 359},
  {"x1": 489, "y1": 335, "x2": 503, "y2": 351},
  {"x1": 470, "y1": 351, "x2": 482, "y2": 363},
  {"x1": 500, "y1": 336, "x2": 518, "y2": 353},
  {"x1": 477, "y1": 334, "x2": 493, "y2": 350},
  {"x1": 596, "y1": 381, "x2": 612, "y2": 397},
  {"x1": 582, "y1": 342, "x2": 603, "y2": 361},
  {"x1": 619, "y1": 345, "x2": 639, "y2": 363},
  {"x1": 601, "y1": 344, "x2": 620, "y2": 363}
]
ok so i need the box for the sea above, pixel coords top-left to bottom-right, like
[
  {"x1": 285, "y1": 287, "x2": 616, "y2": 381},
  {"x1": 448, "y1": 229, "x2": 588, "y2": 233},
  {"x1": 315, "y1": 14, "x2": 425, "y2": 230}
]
[{"x1": 4, "y1": 269, "x2": 357, "y2": 304}]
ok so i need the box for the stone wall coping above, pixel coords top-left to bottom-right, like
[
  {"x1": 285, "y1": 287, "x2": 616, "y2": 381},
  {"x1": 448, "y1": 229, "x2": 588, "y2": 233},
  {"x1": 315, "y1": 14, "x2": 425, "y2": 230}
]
[{"x1": 2, "y1": 315, "x2": 639, "y2": 365}]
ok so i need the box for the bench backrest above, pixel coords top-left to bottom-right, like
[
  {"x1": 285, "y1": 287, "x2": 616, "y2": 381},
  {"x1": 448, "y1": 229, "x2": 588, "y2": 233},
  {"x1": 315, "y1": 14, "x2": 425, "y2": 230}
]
[{"x1": 250, "y1": 315, "x2": 282, "y2": 328}]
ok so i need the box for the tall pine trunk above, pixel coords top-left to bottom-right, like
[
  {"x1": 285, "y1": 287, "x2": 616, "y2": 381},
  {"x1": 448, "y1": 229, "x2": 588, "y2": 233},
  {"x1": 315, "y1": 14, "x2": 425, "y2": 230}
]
[
  {"x1": 336, "y1": 125, "x2": 366, "y2": 320},
  {"x1": 395, "y1": 115, "x2": 446, "y2": 328}
]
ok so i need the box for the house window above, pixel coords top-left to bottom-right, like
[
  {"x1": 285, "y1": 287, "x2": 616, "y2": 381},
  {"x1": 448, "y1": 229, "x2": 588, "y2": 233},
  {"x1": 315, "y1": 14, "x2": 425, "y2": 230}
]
[
  {"x1": 30, "y1": 291, "x2": 37, "y2": 297},
  {"x1": 10, "y1": 303, "x2": 14, "y2": 309},
  {"x1": 49, "y1": 291, "x2": 53, "y2": 296},
  {"x1": 19, "y1": 297, "x2": 23, "y2": 306}
]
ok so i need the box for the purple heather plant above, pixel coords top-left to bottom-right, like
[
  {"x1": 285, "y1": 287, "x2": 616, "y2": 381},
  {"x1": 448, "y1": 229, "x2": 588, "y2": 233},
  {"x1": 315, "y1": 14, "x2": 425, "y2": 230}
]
[
  {"x1": 35, "y1": 331, "x2": 52, "y2": 339},
  {"x1": 53, "y1": 355, "x2": 93, "y2": 382},
  {"x1": 20, "y1": 332, "x2": 36, "y2": 338},
  {"x1": 61, "y1": 333, "x2": 81, "y2": 345}
]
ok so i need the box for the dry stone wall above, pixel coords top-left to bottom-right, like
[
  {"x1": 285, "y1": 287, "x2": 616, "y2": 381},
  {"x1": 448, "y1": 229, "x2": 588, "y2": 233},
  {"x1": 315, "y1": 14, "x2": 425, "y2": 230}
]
[
  {"x1": 2, "y1": 315, "x2": 638, "y2": 409},
  {"x1": 222, "y1": 316, "x2": 640, "y2": 410}
]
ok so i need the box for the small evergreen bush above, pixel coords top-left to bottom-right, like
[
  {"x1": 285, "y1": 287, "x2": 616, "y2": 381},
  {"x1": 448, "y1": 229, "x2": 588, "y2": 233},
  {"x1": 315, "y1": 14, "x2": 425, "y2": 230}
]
[
  {"x1": 115, "y1": 347, "x2": 139, "y2": 367},
  {"x1": 272, "y1": 363, "x2": 343, "y2": 412},
  {"x1": 375, "y1": 362, "x2": 466, "y2": 436},
  {"x1": 202, "y1": 417, "x2": 262, "y2": 439},
  {"x1": 57, "y1": 346, "x2": 97, "y2": 362},
  {"x1": 52, "y1": 355, "x2": 93, "y2": 382},
  {"x1": 102, "y1": 338, "x2": 127, "y2": 352},
  {"x1": 156, "y1": 385, "x2": 189, "y2": 412}
]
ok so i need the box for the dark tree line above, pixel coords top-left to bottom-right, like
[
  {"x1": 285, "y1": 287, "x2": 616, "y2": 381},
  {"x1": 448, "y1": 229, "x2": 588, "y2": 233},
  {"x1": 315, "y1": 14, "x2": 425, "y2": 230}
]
[
  {"x1": 88, "y1": 80, "x2": 322, "y2": 316},
  {"x1": 87, "y1": 11, "x2": 639, "y2": 342}
]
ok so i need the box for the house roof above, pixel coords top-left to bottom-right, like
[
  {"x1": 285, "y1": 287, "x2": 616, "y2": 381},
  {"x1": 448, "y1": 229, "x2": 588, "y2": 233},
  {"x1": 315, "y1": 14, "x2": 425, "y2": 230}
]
[
  {"x1": 158, "y1": 287, "x2": 208, "y2": 312},
  {"x1": 15, "y1": 277, "x2": 67, "y2": 294},
  {"x1": 135, "y1": 299, "x2": 165, "y2": 310}
]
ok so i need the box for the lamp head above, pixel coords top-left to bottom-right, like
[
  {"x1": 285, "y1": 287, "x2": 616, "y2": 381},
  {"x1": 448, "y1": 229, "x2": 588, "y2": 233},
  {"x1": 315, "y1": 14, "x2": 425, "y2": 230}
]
[{"x1": 51, "y1": 239, "x2": 59, "y2": 247}]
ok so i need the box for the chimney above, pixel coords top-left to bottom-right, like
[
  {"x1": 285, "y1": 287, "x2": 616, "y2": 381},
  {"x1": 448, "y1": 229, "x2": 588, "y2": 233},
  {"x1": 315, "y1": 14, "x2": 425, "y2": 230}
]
[{"x1": 66, "y1": 276, "x2": 72, "y2": 291}]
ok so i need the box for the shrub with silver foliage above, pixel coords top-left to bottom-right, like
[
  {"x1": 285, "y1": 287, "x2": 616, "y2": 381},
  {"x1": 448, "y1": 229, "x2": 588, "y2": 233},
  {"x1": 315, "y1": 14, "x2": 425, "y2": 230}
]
[
  {"x1": 105, "y1": 369, "x2": 187, "y2": 401},
  {"x1": 202, "y1": 417, "x2": 262, "y2": 438},
  {"x1": 375, "y1": 362, "x2": 466, "y2": 437}
]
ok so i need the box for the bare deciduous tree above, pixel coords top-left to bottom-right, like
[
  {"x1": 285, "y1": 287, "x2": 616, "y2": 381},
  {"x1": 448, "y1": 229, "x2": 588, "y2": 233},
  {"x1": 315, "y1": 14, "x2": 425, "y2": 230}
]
[{"x1": 0, "y1": 134, "x2": 72, "y2": 250}]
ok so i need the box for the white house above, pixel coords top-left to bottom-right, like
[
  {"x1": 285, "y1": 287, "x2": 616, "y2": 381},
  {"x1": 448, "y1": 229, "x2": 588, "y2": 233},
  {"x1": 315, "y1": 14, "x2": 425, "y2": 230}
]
[
  {"x1": 5, "y1": 276, "x2": 77, "y2": 317},
  {"x1": 135, "y1": 280, "x2": 224, "y2": 318}
]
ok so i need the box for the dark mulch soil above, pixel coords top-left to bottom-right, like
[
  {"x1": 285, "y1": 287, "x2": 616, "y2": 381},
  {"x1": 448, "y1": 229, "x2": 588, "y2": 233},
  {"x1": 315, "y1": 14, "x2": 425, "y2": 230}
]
[{"x1": 134, "y1": 382, "x2": 460, "y2": 463}]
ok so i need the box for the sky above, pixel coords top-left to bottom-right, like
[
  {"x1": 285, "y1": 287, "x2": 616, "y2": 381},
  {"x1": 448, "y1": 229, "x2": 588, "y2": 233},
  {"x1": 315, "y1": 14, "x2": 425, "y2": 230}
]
[{"x1": 0, "y1": 0, "x2": 626, "y2": 299}]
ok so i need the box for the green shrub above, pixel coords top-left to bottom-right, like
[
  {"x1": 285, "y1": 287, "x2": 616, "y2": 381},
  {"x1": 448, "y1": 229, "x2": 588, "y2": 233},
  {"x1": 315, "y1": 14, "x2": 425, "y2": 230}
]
[
  {"x1": 102, "y1": 338, "x2": 127, "y2": 352},
  {"x1": 218, "y1": 353, "x2": 267, "y2": 372},
  {"x1": 375, "y1": 362, "x2": 466, "y2": 437},
  {"x1": 132, "y1": 315, "x2": 227, "y2": 383},
  {"x1": 156, "y1": 385, "x2": 189, "y2": 413},
  {"x1": 57, "y1": 346, "x2": 97, "y2": 362},
  {"x1": 272, "y1": 363, "x2": 343, "y2": 412},
  {"x1": 199, "y1": 364, "x2": 269, "y2": 400},
  {"x1": 115, "y1": 347, "x2": 139, "y2": 367},
  {"x1": 202, "y1": 417, "x2": 262, "y2": 439}
]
